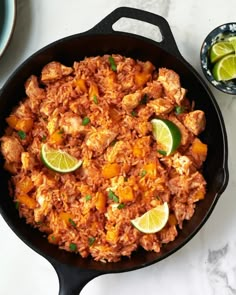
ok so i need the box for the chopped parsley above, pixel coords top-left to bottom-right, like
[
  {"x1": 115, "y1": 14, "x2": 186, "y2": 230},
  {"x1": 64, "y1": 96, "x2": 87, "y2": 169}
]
[
  {"x1": 108, "y1": 190, "x2": 119, "y2": 203},
  {"x1": 110, "y1": 139, "x2": 118, "y2": 146},
  {"x1": 15, "y1": 201, "x2": 19, "y2": 210},
  {"x1": 69, "y1": 243, "x2": 77, "y2": 252},
  {"x1": 131, "y1": 110, "x2": 137, "y2": 117},
  {"x1": 93, "y1": 95, "x2": 98, "y2": 104},
  {"x1": 68, "y1": 218, "x2": 76, "y2": 227},
  {"x1": 117, "y1": 203, "x2": 125, "y2": 209},
  {"x1": 85, "y1": 195, "x2": 92, "y2": 201},
  {"x1": 17, "y1": 130, "x2": 26, "y2": 140},
  {"x1": 157, "y1": 150, "x2": 167, "y2": 156},
  {"x1": 140, "y1": 170, "x2": 147, "y2": 177},
  {"x1": 108, "y1": 56, "x2": 117, "y2": 71},
  {"x1": 41, "y1": 135, "x2": 47, "y2": 142},
  {"x1": 139, "y1": 94, "x2": 148, "y2": 105},
  {"x1": 58, "y1": 128, "x2": 64, "y2": 134},
  {"x1": 175, "y1": 105, "x2": 185, "y2": 115},
  {"x1": 82, "y1": 117, "x2": 90, "y2": 126},
  {"x1": 88, "y1": 237, "x2": 96, "y2": 246},
  {"x1": 50, "y1": 235, "x2": 56, "y2": 241}
]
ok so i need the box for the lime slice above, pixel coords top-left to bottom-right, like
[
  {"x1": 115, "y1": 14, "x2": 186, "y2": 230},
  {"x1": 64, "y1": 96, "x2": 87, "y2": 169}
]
[
  {"x1": 228, "y1": 36, "x2": 236, "y2": 52},
  {"x1": 131, "y1": 202, "x2": 169, "y2": 234},
  {"x1": 212, "y1": 54, "x2": 236, "y2": 81},
  {"x1": 151, "y1": 118, "x2": 181, "y2": 156},
  {"x1": 209, "y1": 41, "x2": 234, "y2": 63},
  {"x1": 41, "y1": 143, "x2": 82, "y2": 173}
]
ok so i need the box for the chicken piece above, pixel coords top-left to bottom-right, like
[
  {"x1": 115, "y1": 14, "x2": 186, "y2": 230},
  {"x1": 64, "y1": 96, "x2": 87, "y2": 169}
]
[
  {"x1": 142, "y1": 81, "x2": 163, "y2": 99},
  {"x1": 159, "y1": 225, "x2": 178, "y2": 243},
  {"x1": 34, "y1": 191, "x2": 52, "y2": 223},
  {"x1": 158, "y1": 68, "x2": 186, "y2": 104},
  {"x1": 183, "y1": 110, "x2": 206, "y2": 135},
  {"x1": 41, "y1": 61, "x2": 73, "y2": 84},
  {"x1": 171, "y1": 152, "x2": 194, "y2": 175},
  {"x1": 105, "y1": 141, "x2": 126, "y2": 163},
  {"x1": 25, "y1": 75, "x2": 45, "y2": 108},
  {"x1": 168, "y1": 114, "x2": 193, "y2": 146},
  {"x1": 121, "y1": 92, "x2": 142, "y2": 112},
  {"x1": 21, "y1": 152, "x2": 35, "y2": 170},
  {"x1": 147, "y1": 98, "x2": 174, "y2": 115},
  {"x1": 189, "y1": 171, "x2": 206, "y2": 191},
  {"x1": 59, "y1": 112, "x2": 85, "y2": 135},
  {"x1": 139, "y1": 234, "x2": 161, "y2": 252},
  {"x1": 85, "y1": 128, "x2": 118, "y2": 154},
  {"x1": 1, "y1": 136, "x2": 24, "y2": 163},
  {"x1": 134, "y1": 121, "x2": 152, "y2": 136}
]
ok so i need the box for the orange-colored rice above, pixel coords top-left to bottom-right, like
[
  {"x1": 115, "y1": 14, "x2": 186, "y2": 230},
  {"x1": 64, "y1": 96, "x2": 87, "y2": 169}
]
[{"x1": 0, "y1": 55, "x2": 207, "y2": 262}]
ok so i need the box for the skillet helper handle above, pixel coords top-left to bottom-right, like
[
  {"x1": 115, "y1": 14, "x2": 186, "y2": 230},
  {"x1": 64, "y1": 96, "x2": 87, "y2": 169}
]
[
  {"x1": 51, "y1": 260, "x2": 103, "y2": 295},
  {"x1": 91, "y1": 6, "x2": 182, "y2": 58}
]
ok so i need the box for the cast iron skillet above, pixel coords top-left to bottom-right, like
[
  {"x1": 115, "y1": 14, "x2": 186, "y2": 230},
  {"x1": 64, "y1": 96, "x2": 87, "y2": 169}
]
[{"x1": 0, "y1": 7, "x2": 229, "y2": 295}]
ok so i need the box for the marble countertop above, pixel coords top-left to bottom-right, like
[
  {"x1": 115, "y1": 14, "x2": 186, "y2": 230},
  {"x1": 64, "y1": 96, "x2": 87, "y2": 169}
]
[{"x1": 0, "y1": 0, "x2": 236, "y2": 294}]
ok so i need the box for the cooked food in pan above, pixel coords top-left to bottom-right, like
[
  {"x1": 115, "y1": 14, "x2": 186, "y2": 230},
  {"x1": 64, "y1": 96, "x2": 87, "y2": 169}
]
[{"x1": 0, "y1": 54, "x2": 207, "y2": 262}]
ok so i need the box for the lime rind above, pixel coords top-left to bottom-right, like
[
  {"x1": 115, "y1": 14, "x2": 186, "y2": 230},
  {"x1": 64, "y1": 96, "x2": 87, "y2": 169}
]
[
  {"x1": 41, "y1": 144, "x2": 83, "y2": 173},
  {"x1": 209, "y1": 41, "x2": 234, "y2": 64},
  {"x1": 131, "y1": 203, "x2": 169, "y2": 234},
  {"x1": 228, "y1": 36, "x2": 236, "y2": 52},
  {"x1": 151, "y1": 118, "x2": 181, "y2": 155},
  {"x1": 212, "y1": 54, "x2": 236, "y2": 81}
]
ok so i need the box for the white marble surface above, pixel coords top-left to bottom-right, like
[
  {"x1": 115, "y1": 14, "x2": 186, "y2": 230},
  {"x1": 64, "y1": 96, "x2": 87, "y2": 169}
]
[{"x1": 0, "y1": 0, "x2": 236, "y2": 294}]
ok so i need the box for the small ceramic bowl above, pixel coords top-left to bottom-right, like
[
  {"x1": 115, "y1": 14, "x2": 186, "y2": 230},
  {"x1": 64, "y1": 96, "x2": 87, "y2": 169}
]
[
  {"x1": 200, "y1": 22, "x2": 236, "y2": 95},
  {"x1": 0, "y1": 0, "x2": 16, "y2": 59}
]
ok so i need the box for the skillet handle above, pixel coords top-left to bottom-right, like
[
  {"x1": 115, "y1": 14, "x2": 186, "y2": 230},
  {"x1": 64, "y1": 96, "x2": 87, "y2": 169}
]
[
  {"x1": 50, "y1": 259, "x2": 103, "y2": 295},
  {"x1": 90, "y1": 6, "x2": 182, "y2": 58}
]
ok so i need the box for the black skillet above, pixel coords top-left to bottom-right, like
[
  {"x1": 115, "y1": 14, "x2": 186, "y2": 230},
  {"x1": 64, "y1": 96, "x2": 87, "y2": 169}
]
[{"x1": 0, "y1": 7, "x2": 229, "y2": 295}]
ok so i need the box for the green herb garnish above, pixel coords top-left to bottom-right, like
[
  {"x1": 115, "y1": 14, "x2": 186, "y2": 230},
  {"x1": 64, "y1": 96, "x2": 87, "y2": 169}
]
[
  {"x1": 68, "y1": 218, "x2": 76, "y2": 227},
  {"x1": 109, "y1": 56, "x2": 117, "y2": 71},
  {"x1": 15, "y1": 201, "x2": 19, "y2": 210},
  {"x1": 58, "y1": 128, "x2": 64, "y2": 134},
  {"x1": 117, "y1": 203, "x2": 125, "y2": 209},
  {"x1": 69, "y1": 243, "x2": 77, "y2": 252},
  {"x1": 85, "y1": 195, "x2": 92, "y2": 201},
  {"x1": 18, "y1": 130, "x2": 26, "y2": 140},
  {"x1": 41, "y1": 135, "x2": 47, "y2": 142},
  {"x1": 140, "y1": 170, "x2": 147, "y2": 177},
  {"x1": 140, "y1": 94, "x2": 148, "y2": 105},
  {"x1": 108, "y1": 190, "x2": 119, "y2": 203},
  {"x1": 175, "y1": 106, "x2": 185, "y2": 115},
  {"x1": 50, "y1": 235, "x2": 56, "y2": 241},
  {"x1": 110, "y1": 139, "x2": 118, "y2": 146},
  {"x1": 93, "y1": 95, "x2": 98, "y2": 104},
  {"x1": 131, "y1": 110, "x2": 137, "y2": 117},
  {"x1": 82, "y1": 117, "x2": 90, "y2": 126},
  {"x1": 88, "y1": 237, "x2": 96, "y2": 246},
  {"x1": 157, "y1": 150, "x2": 167, "y2": 156}
]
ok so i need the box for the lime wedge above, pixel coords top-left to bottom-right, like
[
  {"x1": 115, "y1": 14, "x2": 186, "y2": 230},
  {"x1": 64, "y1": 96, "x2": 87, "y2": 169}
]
[
  {"x1": 228, "y1": 36, "x2": 236, "y2": 52},
  {"x1": 212, "y1": 54, "x2": 236, "y2": 81},
  {"x1": 151, "y1": 118, "x2": 181, "y2": 156},
  {"x1": 41, "y1": 143, "x2": 82, "y2": 173},
  {"x1": 131, "y1": 203, "x2": 169, "y2": 234},
  {"x1": 209, "y1": 41, "x2": 234, "y2": 63}
]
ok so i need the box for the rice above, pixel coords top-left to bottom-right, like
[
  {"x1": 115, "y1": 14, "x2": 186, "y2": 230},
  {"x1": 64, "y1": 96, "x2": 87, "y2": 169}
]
[{"x1": 0, "y1": 54, "x2": 207, "y2": 262}]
